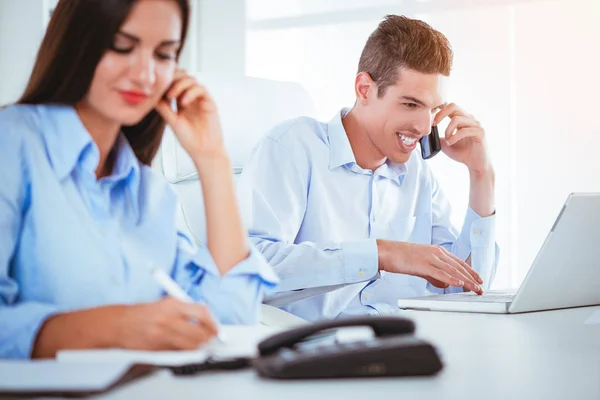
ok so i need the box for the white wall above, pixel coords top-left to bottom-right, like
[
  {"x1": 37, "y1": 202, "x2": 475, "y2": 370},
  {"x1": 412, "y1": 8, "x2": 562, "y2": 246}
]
[
  {"x1": 0, "y1": 0, "x2": 51, "y2": 105},
  {"x1": 195, "y1": 0, "x2": 246, "y2": 77},
  {"x1": 513, "y1": 0, "x2": 600, "y2": 282}
]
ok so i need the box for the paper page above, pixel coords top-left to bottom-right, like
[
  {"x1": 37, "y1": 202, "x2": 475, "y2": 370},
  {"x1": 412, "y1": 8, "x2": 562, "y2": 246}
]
[
  {"x1": 57, "y1": 347, "x2": 211, "y2": 366},
  {"x1": 211, "y1": 324, "x2": 278, "y2": 358},
  {"x1": 0, "y1": 360, "x2": 133, "y2": 392},
  {"x1": 57, "y1": 325, "x2": 278, "y2": 366}
]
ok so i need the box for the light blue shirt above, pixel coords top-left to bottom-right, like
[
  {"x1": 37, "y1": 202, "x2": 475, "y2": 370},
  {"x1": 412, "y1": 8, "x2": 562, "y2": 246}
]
[
  {"x1": 0, "y1": 104, "x2": 278, "y2": 359},
  {"x1": 237, "y1": 108, "x2": 499, "y2": 321}
]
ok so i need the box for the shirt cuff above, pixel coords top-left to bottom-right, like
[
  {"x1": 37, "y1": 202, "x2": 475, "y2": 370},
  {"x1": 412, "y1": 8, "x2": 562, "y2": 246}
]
[
  {"x1": 459, "y1": 208, "x2": 497, "y2": 250},
  {"x1": 185, "y1": 243, "x2": 279, "y2": 288},
  {"x1": 341, "y1": 239, "x2": 379, "y2": 284},
  {"x1": 224, "y1": 245, "x2": 279, "y2": 286},
  {"x1": 0, "y1": 303, "x2": 59, "y2": 359}
]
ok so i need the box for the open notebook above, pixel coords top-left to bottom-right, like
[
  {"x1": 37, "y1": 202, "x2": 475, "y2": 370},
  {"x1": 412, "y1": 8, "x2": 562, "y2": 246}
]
[
  {"x1": 0, "y1": 360, "x2": 153, "y2": 396},
  {"x1": 1, "y1": 325, "x2": 277, "y2": 396},
  {"x1": 56, "y1": 325, "x2": 278, "y2": 366}
]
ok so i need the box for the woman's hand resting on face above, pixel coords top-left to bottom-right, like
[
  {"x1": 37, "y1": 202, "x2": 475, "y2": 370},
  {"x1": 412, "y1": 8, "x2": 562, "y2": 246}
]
[
  {"x1": 154, "y1": 70, "x2": 249, "y2": 276},
  {"x1": 155, "y1": 69, "x2": 227, "y2": 162}
]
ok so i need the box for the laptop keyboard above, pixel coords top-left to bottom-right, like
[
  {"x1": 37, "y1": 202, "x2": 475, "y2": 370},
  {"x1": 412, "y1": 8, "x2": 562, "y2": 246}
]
[{"x1": 435, "y1": 293, "x2": 516, "y2": 303}]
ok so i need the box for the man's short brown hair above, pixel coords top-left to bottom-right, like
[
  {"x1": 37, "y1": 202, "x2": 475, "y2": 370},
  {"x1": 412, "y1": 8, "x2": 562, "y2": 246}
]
[{"x1": 358, "y1": 15, "x2": 453, "y2": 98}]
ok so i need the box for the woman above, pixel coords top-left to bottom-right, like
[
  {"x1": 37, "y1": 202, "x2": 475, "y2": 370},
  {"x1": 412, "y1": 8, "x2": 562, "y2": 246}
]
[{"x1": 0, "y1": 0, "x2": 277, "y2": 359}]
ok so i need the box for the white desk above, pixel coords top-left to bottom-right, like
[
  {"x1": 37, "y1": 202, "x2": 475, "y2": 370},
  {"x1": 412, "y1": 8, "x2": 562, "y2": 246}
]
[{"x1": 100, "y1": 306, "x2": 600, "y2": 400}]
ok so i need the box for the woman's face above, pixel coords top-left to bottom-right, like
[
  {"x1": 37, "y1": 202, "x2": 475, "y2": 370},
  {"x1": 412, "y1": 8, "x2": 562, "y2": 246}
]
[{"x1": 83, "y1": 0, "x2": 182, "y2": 126}]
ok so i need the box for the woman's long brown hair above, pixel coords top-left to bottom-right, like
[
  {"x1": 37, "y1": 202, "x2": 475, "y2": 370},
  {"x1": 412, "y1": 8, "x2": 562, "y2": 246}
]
[{"x1": 18, "y1": 0, "x2": 190, "y2": 166}]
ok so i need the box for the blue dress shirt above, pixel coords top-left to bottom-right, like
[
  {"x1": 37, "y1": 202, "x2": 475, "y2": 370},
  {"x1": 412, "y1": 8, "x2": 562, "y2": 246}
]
[
  {"x1": 0, "y1": 104, "x2": 278, "y2": 359},
  {"x1": 237, "y1": 108, "x2": 499, "y2": 321}
]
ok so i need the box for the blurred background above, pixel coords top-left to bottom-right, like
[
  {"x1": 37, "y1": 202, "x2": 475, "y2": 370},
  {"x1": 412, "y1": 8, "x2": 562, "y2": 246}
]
[{"x1": 1, "y1": 0, "x2": 598, "y2": 289}]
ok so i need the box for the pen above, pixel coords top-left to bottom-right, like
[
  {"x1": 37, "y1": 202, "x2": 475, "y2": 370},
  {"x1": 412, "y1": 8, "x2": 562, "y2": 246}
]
[{"x1": 152, "y1": 267, "x2": 225, "y2": 342}]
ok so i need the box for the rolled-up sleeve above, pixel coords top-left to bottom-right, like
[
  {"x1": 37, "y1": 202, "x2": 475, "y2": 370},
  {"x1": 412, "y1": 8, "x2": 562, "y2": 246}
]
[
  {"x1": 0, "y1": 303, "x2": 60, "y2": 359},
  {"x1": 457, "y1": 208, "x2": 499, "y2": 287},
  {"x1": 172, "y1": 231, "x2": 279, "y2": 325},
  {"x1": 0, "y1": 118, "x2": 59, "y2": 359}
]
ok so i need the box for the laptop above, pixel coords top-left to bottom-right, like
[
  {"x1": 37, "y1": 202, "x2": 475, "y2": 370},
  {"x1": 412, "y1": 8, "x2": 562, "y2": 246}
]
[{"x1": 397, "y1": 192, "x2": 600, "y2": 314}]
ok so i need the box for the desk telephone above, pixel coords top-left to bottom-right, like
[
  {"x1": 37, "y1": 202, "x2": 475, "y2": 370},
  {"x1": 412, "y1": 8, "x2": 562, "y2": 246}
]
[{"x1": 252, "y1": 316, "x2": 443, "y2": 379}]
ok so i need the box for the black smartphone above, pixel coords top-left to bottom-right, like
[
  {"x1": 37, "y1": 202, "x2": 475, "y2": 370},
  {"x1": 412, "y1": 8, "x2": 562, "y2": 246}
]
[
  {"x1": 419, "y1": 125, "x2": 441, "y2": 160},
  {"x1": 162, "y1": 91, "x2": 177, "y2": 112}
]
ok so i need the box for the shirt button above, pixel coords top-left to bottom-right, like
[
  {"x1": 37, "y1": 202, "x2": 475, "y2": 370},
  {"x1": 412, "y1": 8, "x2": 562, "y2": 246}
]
[
  {"x1": 363, "y1": 292, "x2": 370, "y2": 300},
  {"x1": 357, "y1": 271, "x2": 365, "y2": 279},
  {"x1": 473, "y1": 229, "x2": 482, "y2": 235}
]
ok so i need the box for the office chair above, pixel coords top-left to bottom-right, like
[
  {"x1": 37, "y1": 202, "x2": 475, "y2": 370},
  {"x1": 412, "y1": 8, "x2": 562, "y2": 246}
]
[{"x1": 157, "y1": 74, "x2": 316, "y2": 328}]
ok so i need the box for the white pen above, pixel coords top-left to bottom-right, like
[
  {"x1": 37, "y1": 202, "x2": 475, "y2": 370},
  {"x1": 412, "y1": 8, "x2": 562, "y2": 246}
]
[{"x1": 152, "y1": 267, "x2": 224, "y2": 342}]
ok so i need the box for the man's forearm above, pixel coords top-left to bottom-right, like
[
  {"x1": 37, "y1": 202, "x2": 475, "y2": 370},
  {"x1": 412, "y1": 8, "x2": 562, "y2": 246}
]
[{"x1": 468, "y1": 167, "x2": 495, "y2": 217}]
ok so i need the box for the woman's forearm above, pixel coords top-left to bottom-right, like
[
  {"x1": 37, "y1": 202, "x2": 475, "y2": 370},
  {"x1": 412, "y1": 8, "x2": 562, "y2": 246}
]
[
  {"x1": 194, "y1": 153, "x2": 249, "y2": 275},
  {"x1": 32, "y1": 305, "x2": 124, "y2": 358}
]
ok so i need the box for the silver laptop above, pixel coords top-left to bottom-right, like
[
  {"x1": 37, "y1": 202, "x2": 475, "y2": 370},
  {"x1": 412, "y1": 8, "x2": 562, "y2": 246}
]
[{"x1": 397, "y1": 193, "x2": 600, "y2": 314}]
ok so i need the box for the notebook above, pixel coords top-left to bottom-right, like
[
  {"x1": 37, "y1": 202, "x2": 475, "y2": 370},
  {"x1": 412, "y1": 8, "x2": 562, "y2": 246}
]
[
  {"x1": 56, "y1": 325, "x2": 277, "y2": 366},
  {"x1": 0, "y1": 360, "x2": 153, "y2": 396}
]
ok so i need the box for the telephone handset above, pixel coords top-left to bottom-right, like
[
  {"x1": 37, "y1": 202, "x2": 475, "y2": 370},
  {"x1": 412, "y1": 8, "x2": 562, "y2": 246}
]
[
  {"x1": 252, "y1": 316, "x2": 443, "y2": 379},
  {"x1": 420, "y1": 125, "x2": 442, "y2": 160}
]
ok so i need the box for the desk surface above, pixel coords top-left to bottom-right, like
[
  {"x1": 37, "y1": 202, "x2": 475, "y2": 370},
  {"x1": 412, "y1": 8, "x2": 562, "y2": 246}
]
[{"x1": 100, "y1": 306, "x2": 600, "y2": 400}]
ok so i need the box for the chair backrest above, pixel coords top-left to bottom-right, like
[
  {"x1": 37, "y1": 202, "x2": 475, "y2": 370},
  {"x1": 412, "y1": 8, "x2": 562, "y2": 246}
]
[{"x1": 159, "y1": 74, "x2": 316, "y2": 244}]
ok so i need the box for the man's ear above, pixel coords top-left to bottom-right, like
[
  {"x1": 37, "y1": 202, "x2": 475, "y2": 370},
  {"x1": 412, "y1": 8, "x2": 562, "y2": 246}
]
[{"x1": 355, "y1": 72, "x2": 376, "y2": 104}]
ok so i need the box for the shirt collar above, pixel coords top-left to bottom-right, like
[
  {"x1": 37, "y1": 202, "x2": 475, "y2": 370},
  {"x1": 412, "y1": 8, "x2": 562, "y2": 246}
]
[
  {"x1": 39, "y1": 104, "x2": 141, "y2": 222},
  {"x1": 327, "y1": 108, "x2": 357, "y2": 170},
  {"x1": 40, "y1": 105, "x2": 94, "y2": 181},
  {"x1": 101, "y1": 134, "x2": 140, "y2": 187},
  {"x1": 104, "y1": 134, "x2": 142, "y2": 225},
  {"x1": 326, "y1": 107, "x2": 408, "y2": 185},
  {"x1": 378, "y1": 160, "x2": 408, "y2": 186}
]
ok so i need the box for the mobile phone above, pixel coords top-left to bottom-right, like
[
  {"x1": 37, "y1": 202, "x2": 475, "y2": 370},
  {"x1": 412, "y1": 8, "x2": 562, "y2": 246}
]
[
  {"x1": 419, "y1": 125, "x2": 441, "y2": 160},
  {"x1": 162, "y1": 91, "x2": 177, "y2": 112}
]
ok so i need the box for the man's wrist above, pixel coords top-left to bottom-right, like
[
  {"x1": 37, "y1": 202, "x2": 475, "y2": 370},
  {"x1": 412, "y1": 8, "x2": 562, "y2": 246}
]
[
  {"x1": 376, "y1": 239, "x2": 390, "y2": 272},
  {"x1": 468, "y1": 164, "x2": 495, "y2": 181}
]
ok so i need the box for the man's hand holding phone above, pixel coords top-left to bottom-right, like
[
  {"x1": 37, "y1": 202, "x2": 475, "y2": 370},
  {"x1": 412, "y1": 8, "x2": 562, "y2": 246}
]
[{"x1": 432, "y1": 103, "x2": 491, "y2": 174}]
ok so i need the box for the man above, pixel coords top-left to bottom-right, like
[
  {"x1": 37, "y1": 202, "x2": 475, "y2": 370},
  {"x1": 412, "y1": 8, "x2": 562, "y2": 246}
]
[{"x1": 237, "y1": 15, "x2": 499, "y2": 321}]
